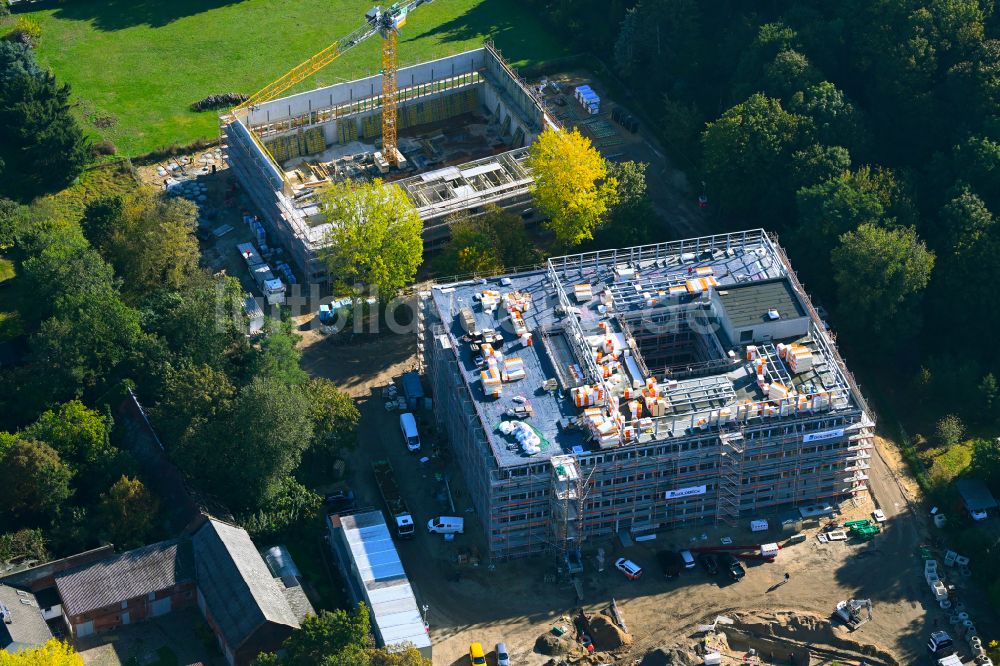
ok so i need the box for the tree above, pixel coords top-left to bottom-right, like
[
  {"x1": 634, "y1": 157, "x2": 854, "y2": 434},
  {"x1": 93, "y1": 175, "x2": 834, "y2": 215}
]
[
  {"x1": 831, "y1": 224, "x2": 935, "y2": 346},
  {"x1": 81, "y1": 189, "x2": 199, "y2": 298},
  {"x1": 936, "y1": 414, "x2": 966, "y2": 447},
  {"x1": 0, "y1": 68, "x2": 89, "y2": 201},
  {"x1": 283, "y1": 605, "x2": 370, "y2": 666},
  {"x1": 319, "y1": 179, "x2": 422, "y2": 296},
  {"x1": 80, "y1": 195, "x2": 125, "y2": 256},
  {"x1": 701, "y1": 94, "x2": 807, "y2": 219},
  {"x1": 952, "y1": 135, "x2": 1000, "y2": 211},
  {"x1": 434, "y1": 205, "x2": 538, "y2": 276},
  {"x1": 99, "y1": 476, "x2": 159, "y2": 548},
  {"x1": 527, "y1": 128, "x2": 618, "y2": 247},
  {"x1": 0, "y1": 440, "x2": 72, "y2": 525},
  {"x1": 173, "y1": 377, "x2": 313, "y2": 510},
  {"x1": 151, "y1": 363, "x2": 236, "y2": 446},
  {"x1": 791, "y1": 82, "x2": 868, "y2": 156},
  {"x1": 926, "y1": 188, "x2": 999, "y2": 344},
  {"x1": 305, "y1": 377, "x2": 360, "y2": 454},
  {"x1": 591, "y1": 160, "x2": 658, "y2": 248},
  {"x1": 0, "y1": 639, "x2": 83, "y2": 666},
  {"x1": 789, "y1": 169, "x2": 888, "y2": 297},
  {"x1": 763, "y1": 50, "x2": 822, "y2": 101},
  {"x1": 0, "y1": 528, "x2": 47, "y2": 564},
  {"x1": 789, "y1": 144, "x2": 851, "y2": 191},
  {"x1": 367, "y1": 648, "x2": 432, "y2": 666},
  {"x1": 0, "y1": 198, "x2": 22, "y2": 249},
  {"x1": 435, "y1": 217, "x2": 503, "y2": 276},
  {"x1": 254, "y1": 319, "x2": 308, "y2": 386},
  {"x1": 141, "y1": 273, "x2": 250, "y2": 372},
  {"x1": 23, "y1": 400, "x2": 113, "y2": 473},
  {"x1": 0, "y1": 42, "x2": 42, "y2": 87}
]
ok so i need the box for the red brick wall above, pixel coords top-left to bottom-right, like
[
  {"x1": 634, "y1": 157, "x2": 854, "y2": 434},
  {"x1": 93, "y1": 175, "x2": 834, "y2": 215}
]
[{"x1": 68, "y1": 582, "x2": 196, "y2": 635}]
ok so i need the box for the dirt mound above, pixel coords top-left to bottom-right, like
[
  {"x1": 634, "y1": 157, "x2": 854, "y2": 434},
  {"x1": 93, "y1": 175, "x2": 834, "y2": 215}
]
[
  {"x1": 588, "y1": 614, "x2": 633, "y2": 650},
  {"x1": 640, "y1": 647, "x2": 701, "y2": 666},
  {"x1": 535, "y1": 632, "x2": 584, "y2": 657}
]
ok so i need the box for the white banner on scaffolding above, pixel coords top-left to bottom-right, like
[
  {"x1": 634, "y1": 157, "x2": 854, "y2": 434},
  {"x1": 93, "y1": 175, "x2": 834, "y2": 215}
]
[
  {"x1": 803, "y1": 428, "x2": 845, "y2": 443},
  {"x1": 665, "y1": 485, "x2": 707, "y2": 500}
]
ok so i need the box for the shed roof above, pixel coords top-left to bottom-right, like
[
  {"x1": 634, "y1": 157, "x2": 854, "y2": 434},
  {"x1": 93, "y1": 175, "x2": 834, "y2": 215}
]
[
  {"x1": 192, "y1": 519, "x2": 299, "y2": 650},
  {"x1": 54, "y1": 539, "x2": 194, "y2": 616},
  {"x1": 956, "y1": 478, "x2": 998, "y2": 512},
  {"x1": 335, "y1": 511, "x2": 430, "y2": 651},
  {"x1": 717, "y1": 278, "x2": 806, "y2": 329},
  {"x1": 0, "y1": 585, "x2": 52, "y2": 653}
]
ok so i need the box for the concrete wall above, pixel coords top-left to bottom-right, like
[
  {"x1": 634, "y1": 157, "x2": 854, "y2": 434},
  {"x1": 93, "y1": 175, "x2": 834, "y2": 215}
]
[
  {"x1": 245, "y1": 48, "x2": 487, "y2": 127},
  {"x1": 0, "y1": 546, "x2": 114, "y2": 592}
]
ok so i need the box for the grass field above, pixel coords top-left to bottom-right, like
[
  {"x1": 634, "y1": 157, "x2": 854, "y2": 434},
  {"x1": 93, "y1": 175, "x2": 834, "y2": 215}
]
[{"x1": 19, "y1": 0, "x2": 568, "y2": 156}]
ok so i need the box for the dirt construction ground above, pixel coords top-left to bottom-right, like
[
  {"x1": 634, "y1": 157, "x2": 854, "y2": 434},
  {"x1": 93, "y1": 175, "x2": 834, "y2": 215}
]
[{"x1": 299, "y1": 330, "x2": 998, "y2": 666}]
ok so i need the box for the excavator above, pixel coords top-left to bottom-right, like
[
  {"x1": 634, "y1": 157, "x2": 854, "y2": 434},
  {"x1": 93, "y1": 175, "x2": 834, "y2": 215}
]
[
  {"x1": 834, "y1": 598, "x2": 873, "y2": 630},
  {"x1": 227, "y1": 0, "x2": 433, "y2": 168}
]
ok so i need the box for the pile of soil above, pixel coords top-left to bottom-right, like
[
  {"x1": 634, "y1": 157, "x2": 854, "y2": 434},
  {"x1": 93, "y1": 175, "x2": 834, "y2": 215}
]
[
  {"x1": 640, "y1": 647, "x2": 701, "y2": 666},
  {"x1": 535, "y1": 633, "x2": 584, "y2": 657},
  {"x1": 588, "y1": 614, "x2": 633, "y2": 650}
]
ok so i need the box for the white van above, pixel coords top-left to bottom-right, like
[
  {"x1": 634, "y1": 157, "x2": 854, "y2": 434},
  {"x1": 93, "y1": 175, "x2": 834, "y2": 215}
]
[
  {"x1": 427, "y1": 516, "x2": 464, "y2": 534},
  {"x1": 399, "y1": 413, "x2": 421, "y2": 452},
  {"x1": 680, "y1": 549, "x2": 696, "y2": 568}
]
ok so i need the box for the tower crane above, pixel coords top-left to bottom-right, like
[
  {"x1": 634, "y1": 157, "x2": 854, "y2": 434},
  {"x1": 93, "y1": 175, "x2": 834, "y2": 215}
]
[{"x1": 231, "y1": 0, "x2": 432, "y2": 167}]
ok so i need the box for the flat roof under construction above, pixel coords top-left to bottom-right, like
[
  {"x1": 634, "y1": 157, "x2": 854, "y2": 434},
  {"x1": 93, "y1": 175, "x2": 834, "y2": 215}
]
[{"x1": 430, "y1": 230, "x2": 868, "y2": 469}]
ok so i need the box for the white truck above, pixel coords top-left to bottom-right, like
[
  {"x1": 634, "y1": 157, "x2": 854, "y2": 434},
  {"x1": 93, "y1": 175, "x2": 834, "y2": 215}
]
[
  {"x1": 373, "y1": 459, "x2": 415, "y2": 539},
  {"x1": 237, "y1": 242, "x2": 286, "y2": 305}
]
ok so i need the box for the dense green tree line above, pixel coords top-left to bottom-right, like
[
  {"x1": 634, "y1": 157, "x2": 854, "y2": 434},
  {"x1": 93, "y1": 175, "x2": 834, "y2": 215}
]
[
  {"x1": 519, "y1": 0, "x2": 1000, "y2": 608},
  {"x1": 0, "y1": 43, "x2": 359, "y2": 558}
]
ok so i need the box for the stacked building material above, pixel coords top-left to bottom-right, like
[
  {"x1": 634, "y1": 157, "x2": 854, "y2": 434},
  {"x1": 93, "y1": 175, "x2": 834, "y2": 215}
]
[
  {"x1": 574, "y1": 283, "x2": 593, "y2": 302},
  {"x1": 571, "y1": 384, "x2": 606, "y2": 407},
  {"x1": 502, "y1": 357, "x2": 526, "y2": 382},
  {"x1": 685, "y1": 276, "x2": 720, "y2": 294}
]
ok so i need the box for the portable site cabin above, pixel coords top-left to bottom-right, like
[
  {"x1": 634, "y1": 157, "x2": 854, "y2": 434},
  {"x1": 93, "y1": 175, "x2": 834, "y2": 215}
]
[{"x1": 401, "y1": 372, "x2": 425, "y2": 410}]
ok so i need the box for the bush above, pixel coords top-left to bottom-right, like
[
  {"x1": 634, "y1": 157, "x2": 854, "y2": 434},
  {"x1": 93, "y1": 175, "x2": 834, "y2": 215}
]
[
  {"x1": 190, "y1": 93, "x2": 248, "y2": 112},
  {"x1": 91, "y1": 140, "x2": 117, "y2": 157},
  {"x1": 936, "y1": 414, "x2": 966, "y2": 447},
  {"x1": 0, "y1": 0, "x2": 10, "y2": 18},
  {"x1": 5, "y1": 17, "x2": 42, "y2": 47}
]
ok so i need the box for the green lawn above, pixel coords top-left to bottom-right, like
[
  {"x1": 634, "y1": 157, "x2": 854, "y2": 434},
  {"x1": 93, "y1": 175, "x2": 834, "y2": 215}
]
[{"x1": 21, "y1": 0, "x2": 568, "y2": 156}]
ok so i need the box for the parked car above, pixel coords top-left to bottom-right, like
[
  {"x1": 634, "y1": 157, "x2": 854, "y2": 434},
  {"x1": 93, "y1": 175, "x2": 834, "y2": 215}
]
[
  {"x1": 680, "y1": 549, "x2": 696, "y2": 568},
  {"x1": 721, "y1": 554, "x2": 745, "y2": 581},
  {"x1": 927, "y1": 630, "x2": 954, "y2": 654},
  {"x1": 614, "y1": 557, "x2": 643, "y2": 580},
  {"x1": 872, "y1": 509, "x2": 887, "y2": 523},
  {"x1": 469, "y1": 642, "x2": 486, "y2": 665},
  {"x1": 427, "y1": 516, "x2": 465, "y2": 535},
  {"x1": 656, "y1": 550, "x2": 683, "y2": 579},
  {"x1": 698, "y1": 553, "x2": 719, "y2": 575},
  {"x1": 323, "y1": 488, "x2": 355, "y2": 513},
  {"x1": 496, "y1": 642, "x2": 510, "y2": 666}
]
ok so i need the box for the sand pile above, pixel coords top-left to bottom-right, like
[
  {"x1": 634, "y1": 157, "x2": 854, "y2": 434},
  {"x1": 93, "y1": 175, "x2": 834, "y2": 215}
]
[{"x1": 588, "y1": 614, "x2": 633, "y2": 650}]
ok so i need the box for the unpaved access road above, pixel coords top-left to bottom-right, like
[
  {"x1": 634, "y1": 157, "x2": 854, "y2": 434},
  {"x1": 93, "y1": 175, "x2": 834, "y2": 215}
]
[{"x1": 301, "y1": 331, "x2": 968, "y2": 666}]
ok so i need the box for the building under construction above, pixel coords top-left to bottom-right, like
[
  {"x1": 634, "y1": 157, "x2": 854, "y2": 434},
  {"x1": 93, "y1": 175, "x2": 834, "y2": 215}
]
[
  {"x1": 424, "y1": 230, "x2": 875, "y2": 561},
  {"x1": 222, "y1": 43, "x2": 556, "y2": 281}
]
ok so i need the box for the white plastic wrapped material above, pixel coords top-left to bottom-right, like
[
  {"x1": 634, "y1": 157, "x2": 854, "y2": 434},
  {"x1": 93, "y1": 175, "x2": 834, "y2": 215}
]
[{"x1": 498, "y1": 421, "x2": 516, "y2": 435}]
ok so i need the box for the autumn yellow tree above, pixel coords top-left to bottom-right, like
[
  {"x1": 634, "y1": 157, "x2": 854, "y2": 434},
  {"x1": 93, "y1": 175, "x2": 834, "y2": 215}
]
[
  {"x1": 0, "y1": 639, "x2": 83, "y2": 666},
  {"x1": 527, "y1": 128, "x2": 618, "y2": 247}
]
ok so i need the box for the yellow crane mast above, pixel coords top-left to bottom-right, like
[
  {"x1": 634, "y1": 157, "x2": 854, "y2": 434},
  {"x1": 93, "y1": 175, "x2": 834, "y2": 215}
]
[{"x1": 230, "y1": 1, "x2": 432, "y2": 167}]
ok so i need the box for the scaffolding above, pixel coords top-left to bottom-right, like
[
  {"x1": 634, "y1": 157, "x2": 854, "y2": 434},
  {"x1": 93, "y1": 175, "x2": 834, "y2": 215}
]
[
  {"x1": 716, "y1": 429, "x2": 745, "y2": 526},
  {"x1": 424, "y1": 231, "x2": 876, "y2": 561}
]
